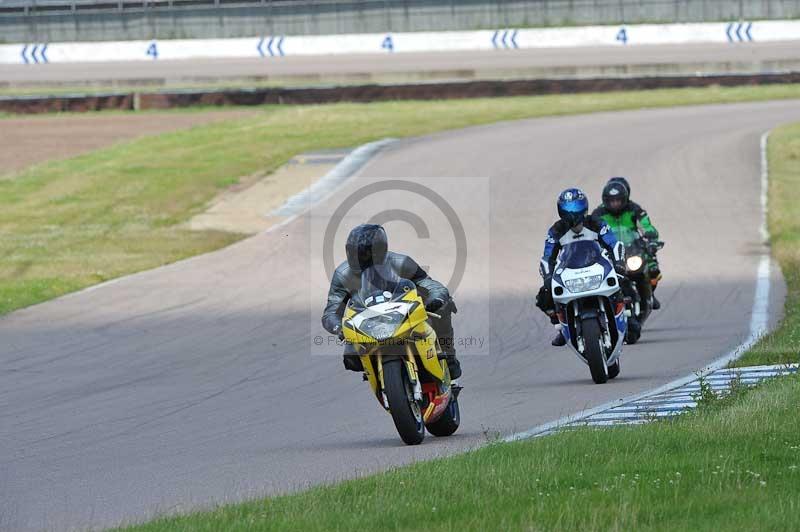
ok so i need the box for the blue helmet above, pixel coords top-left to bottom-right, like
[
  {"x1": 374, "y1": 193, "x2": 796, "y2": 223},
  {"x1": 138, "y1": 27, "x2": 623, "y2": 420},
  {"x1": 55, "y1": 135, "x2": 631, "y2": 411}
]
[{"x1": 557, "y1": 188, "x2": 589, "y2": 228}]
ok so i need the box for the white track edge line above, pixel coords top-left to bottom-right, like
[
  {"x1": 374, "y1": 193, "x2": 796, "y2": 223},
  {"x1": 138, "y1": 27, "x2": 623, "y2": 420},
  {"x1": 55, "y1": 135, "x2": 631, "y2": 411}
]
[
  {"x1": 12, "y1": 138, "x2": 395, "y2": 310},
  {"x1": 272, "y1": 138, "x2": 397, "y2": 216}
]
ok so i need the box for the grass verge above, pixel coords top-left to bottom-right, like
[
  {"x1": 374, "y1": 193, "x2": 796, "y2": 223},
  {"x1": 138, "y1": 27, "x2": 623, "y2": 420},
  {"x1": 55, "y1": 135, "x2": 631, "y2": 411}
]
[
  {"x1": 121, "y1": 374, "x2": 800, "y2": 532},
  {"x1": 3, "y1": 84, "x2": 800, "y2": 316},
  {"x1": 119, "y1": 117, "x2": 800, "y2": 531}
]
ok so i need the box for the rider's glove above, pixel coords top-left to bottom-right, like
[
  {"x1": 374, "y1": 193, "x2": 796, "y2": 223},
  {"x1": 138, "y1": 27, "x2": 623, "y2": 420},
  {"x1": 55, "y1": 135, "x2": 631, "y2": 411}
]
[
  {"x1": 647, "y1": 240, "x2": 664, "y2": 254},
  {"x1": 331, "y1": 324, "x2": 344, "y2": 340},
  {"x1": 425, "y1": 298, "x2": 446, "y2": 313}
]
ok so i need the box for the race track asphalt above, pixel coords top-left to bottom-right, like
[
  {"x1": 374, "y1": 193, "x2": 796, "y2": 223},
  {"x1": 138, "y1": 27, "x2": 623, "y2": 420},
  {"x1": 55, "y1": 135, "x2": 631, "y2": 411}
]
[{"x1": 1, "y1": 100, "x2": 799, "y2": 531}]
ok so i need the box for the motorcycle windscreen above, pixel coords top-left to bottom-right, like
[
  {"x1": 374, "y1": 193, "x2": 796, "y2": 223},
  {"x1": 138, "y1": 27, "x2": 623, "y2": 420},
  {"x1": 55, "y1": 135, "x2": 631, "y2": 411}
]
[
  {"x1": 558, "y1": 240, "x2": 606, "y2": 270},
  {"x1": 357, "y1": 263, "x2": 414, "y2": 307}
]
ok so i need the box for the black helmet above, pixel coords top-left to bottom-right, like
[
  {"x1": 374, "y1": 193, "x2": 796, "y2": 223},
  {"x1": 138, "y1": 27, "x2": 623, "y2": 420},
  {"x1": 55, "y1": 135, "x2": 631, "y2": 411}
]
[
  {"x1": 345, "y1": 224, "x2": 388, "y2": 271},
  {"x1": 602, "y1": 181, "x2": 629, "y2": 215},
  {"x1": 557, "y1": 188, "x2": 589, "y2": 229},
  {"x1": 607, "y1": 176, "x2": 631, "y2": 196}
]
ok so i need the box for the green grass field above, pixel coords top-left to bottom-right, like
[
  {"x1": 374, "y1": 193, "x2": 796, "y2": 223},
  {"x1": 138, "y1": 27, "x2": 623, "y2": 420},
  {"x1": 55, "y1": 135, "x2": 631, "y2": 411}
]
[
  {"x1": 3, "y1": 84, "x2": 800, "y2": 316},
  {"x1": 116, "y1": 120, "x2": 800, "y2": 532}
]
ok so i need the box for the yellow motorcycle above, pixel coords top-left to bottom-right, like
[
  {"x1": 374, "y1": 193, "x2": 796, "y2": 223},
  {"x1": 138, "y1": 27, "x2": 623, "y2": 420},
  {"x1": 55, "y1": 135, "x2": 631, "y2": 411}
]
[{"x1": 342, "y1": 264, "x2": 460, "y2": 445}]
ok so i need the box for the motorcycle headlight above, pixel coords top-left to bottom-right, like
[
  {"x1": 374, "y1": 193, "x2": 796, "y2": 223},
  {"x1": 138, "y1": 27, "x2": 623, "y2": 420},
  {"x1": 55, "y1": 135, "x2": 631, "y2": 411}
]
[
  {"x1": 358, "y1": 312, "x2": 405, "y2": 341},
  {"x1": 563, "y1": 274, "x2": 604, "y2": 294},
  {"x1": 626, "y1": 255, "x2": 644, "y2": 272}
]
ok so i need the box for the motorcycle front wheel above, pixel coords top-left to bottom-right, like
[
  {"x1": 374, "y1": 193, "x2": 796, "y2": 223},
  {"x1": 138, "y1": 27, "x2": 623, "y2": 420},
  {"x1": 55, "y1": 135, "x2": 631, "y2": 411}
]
[
  {"x1": 608, "y1": 358, "x2": 620, "y2": 379},
  {"x1": 383, "y1": 359, "x2": 425, "y2": 445},
  {"x1": 581, "y1": 318, "x2": 609, "y2": 384}
]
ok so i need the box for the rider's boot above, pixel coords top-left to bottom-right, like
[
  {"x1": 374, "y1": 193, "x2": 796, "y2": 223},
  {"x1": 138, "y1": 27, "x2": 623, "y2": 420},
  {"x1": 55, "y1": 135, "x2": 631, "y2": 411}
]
[
  {"x1": 652, "y1": 294, "x2": 661, "y2": 310},
  {"x1": 446, "y1": 355, "x2": 462, "y2": 380},
  {"x1": 442, "y1": 347, "x2": 461, "y2": 379},
  {"x1": 551, "y1": 332, "x2": 567, "y2": 347},
  {"x1": 343, "y1": 354, "x2": 363, "y2": 372},
  {"x1": 626, "y1": 315, "x2": 642, "y2": 343},
  {"x1": 342, "y1": 344, "x2": 363, "y2": 372},
  {"x1": 547, "y1": 312, "x2": 567, "y2": 346},
  {"x1": 551, "y1": 325, "x2": 567, "y2": 347},
  {"x1": 650, "y1": 273, "x2": 662, "y2": 310},
  {"x1": 439, "y1": 336, "x2": 462, "y2": 380}
]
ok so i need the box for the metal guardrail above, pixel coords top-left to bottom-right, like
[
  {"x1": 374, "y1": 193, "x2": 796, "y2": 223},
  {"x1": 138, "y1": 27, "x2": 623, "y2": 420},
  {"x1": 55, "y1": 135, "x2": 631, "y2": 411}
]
[
  {"x1": 6, "y1": 0, "x2": 379, "y2": 14},
  {"x1": 1, "y1": 0, "x2": 274, "y2": 15}
]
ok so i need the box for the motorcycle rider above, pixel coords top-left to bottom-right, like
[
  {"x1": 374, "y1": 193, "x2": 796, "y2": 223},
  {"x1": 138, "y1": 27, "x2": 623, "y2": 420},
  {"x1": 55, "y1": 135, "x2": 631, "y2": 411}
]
[
  {"x1": 592, "y1": 177, "x2": 663, "y2": 310},
  {"x1": 321, "y1": 224, "x2": 461, "y2": 379},
  {"x1": 536, "y1": 188, "x2": 629, "y2": 347}
]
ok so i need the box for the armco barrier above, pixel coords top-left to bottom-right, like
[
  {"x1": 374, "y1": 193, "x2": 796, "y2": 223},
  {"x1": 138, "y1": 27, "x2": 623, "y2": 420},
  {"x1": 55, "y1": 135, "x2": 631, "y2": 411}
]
[{"x1": 2, "y1": 72, "x2": 799, "y2": 115}]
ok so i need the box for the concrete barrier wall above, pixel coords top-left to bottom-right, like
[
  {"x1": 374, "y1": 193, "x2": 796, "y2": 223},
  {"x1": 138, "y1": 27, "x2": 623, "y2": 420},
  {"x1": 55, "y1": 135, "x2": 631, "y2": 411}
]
[
  {"x1": 2, "y1": 0, "x2": 800, "y2": 44},
  {"x1": 2, "y1": 19, "x2": 798, "y2": 65}
]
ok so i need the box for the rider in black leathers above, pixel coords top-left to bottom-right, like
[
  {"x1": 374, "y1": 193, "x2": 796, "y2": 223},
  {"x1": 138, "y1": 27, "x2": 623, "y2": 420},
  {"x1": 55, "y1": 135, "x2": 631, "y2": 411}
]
[{"x1": 321, "y1": 224, "x2": 461, "y2": 379}]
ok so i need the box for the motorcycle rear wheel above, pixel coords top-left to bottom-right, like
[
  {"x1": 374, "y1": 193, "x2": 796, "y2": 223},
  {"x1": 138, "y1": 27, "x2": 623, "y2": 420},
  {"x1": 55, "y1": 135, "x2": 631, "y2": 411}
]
[
  {"x1": 383, "y1": 360, "x2": 425, "y2": 445},
  {"x1": 581, "y1": 318, "x2": 609, "y2": 384}
]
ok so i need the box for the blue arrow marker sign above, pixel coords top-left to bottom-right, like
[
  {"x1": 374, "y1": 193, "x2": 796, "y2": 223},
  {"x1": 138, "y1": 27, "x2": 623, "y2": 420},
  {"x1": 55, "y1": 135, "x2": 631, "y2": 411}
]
[
  {"x1": 492, "y1": 29, "x2": 519, "y2": 49},
  {"x1": 20, "y1": 43, "x2": 50, "y2": 64},
  {"x1": 727, "y1": 21, "x2": 754, "y2": 42},
  {"x1": 258, "y1": 36, "x2": 286, "y2": 57}
]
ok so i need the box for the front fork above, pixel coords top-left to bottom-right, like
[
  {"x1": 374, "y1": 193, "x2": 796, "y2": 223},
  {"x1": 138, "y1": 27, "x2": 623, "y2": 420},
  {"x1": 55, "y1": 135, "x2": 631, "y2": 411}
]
[
  {"x1": 598, "y1": 297, "x2": 613, "y2": 350},
  {"x1": 562, "y1": 298, "x2": 613, "y2": 353},
  {"x1": 374, "y1": 348, "x2": 423, "y2": 409},
  {"x1": 404, "y1": 344, "x2": 423, "y2": 402}
]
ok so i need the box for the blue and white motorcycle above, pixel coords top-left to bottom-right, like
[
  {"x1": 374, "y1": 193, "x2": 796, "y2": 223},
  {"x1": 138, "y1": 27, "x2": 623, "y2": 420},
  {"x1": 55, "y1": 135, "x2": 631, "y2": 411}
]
[{"x1": 551, "y1": 238, "x2": 628, "y2": 384}]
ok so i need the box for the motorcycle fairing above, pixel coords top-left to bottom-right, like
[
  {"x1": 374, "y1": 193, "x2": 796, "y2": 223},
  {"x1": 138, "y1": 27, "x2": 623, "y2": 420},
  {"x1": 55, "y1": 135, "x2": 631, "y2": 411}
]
[
  {"x1": 422, "y1": 376, "x2": 452, "y2": 424},
  {"x1": 410, "y1": 321, "x2": 445, "y2": 380},
  {"x1": 344, "y1": 285, "x2": 447, "y2": 413}
]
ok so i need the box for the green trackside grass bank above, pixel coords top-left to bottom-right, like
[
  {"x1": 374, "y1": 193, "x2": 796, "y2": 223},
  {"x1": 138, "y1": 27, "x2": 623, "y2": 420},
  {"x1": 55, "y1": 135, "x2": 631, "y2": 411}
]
[
  {"x1": 117, "y1": 116, "x2": 800, "y2": 531},
  {"x1": 3, "y1": 84, "x2": 800, "y2": 316},
  {"x1": 122, "y1": 379, "x2": 800, "y2": 532},
  {"x1": 735, "y1": 122, "x2": 800, "y2": 367}
]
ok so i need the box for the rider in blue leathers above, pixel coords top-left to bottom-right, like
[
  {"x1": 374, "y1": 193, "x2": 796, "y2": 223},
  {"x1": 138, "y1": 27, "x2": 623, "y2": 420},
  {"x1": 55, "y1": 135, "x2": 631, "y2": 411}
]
[{"x1": 535, "y1": 188, "x2": 629, "y2": 346}]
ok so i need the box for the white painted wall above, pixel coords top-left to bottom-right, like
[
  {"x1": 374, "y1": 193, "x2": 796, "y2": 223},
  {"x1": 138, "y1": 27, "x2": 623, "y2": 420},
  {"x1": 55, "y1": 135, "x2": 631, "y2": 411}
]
[{"x1": 1, "y1": 20, "x2": 797, "y2": 65}]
